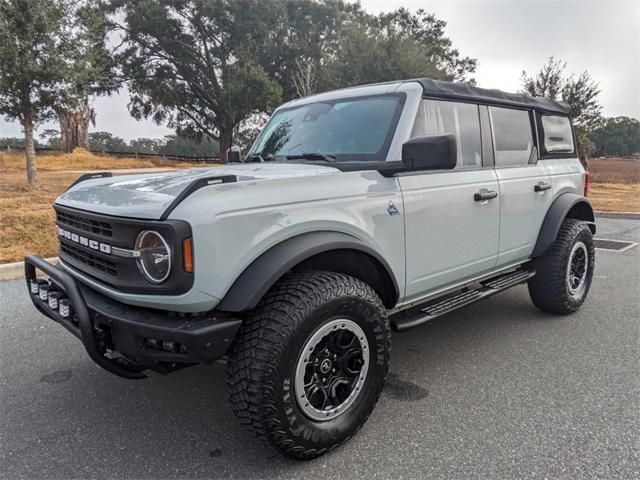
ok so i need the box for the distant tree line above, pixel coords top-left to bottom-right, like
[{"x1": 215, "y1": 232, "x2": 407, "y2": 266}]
[
  {"x1": 90, "y1": 132, "x2": 220, "y2": 158},
  {"x1": 0, "y1": 132, "x2": 220, "y2": 157},
  {"x1": 590, "y1": 117, "x2": 640, "y2": 157}
]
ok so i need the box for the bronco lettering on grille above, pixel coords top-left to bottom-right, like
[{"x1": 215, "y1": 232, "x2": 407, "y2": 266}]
[{"x1": 57, "y1": 226, "x2": 112, "y2": 254}]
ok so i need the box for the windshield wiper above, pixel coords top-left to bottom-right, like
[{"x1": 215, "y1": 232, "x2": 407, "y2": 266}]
[
  {"x1": 245, "y1": 153, "x2": 273, "y2": 163},
  {"x1": 285, "y1": 153, "x2": 336, "y2": 162}
]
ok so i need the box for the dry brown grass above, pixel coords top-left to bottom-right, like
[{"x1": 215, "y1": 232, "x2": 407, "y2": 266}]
[
  {"x1": 589, "y1": 183, "x2": 640, "y2": 212},
  {"x1": 586, "y1": 158, "x2": 639, "y2": 212},
  {"x1": 0, "y1": 148, "x2": 203, "y2": 172},
  {"x1": 0, "y1": 150, "x2": 210, "y2": 263},
  {"x1": 0, "y1": 152, "x2": 638, "y2": 264},
  {"x1": 0, "y1": 170, "x2": 77, "y2": 263},
  {"x1": 589, "y1": 157, "x2": 640, "y2": 184}
]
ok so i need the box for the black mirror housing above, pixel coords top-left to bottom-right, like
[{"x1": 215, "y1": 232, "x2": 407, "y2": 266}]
[
  {"x1": 401, "y1": 135, "x2": 457, "y2": 171},
  {"x1": 227, "y1": 145, "x2": 241, "y2": 163}
]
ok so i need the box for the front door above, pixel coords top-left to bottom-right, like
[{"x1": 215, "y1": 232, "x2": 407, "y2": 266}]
[{"x1": 400, "y1": 99, "x2": 500, "y2": 301}]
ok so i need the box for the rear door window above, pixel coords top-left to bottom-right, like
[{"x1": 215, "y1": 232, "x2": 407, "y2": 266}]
[
  {"x1": 412, "y1": 99, "x2": 482, "y2": 168},
  {"x1": 540, "y1": 115, "x2": 574, "y2": 153},
  {"x1": 489, "y1": 107, "x2": 535, "y2": 167}
]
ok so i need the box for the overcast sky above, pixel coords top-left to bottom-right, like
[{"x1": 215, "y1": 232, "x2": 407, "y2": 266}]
[{"x1": 1, "y1": 0, "x2": 638, "y2": 142}]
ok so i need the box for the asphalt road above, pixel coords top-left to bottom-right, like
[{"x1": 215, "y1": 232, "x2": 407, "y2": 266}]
[{"x1": 1, "y1": 217, "x2": 639, "y2": 480}]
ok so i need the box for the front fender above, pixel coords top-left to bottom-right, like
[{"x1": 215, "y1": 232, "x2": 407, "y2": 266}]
[
  {"x1": 216, "y1": 231, "x2": 400, "y2": 312},
  {"x1": 532, "y1": 193, "x2": 596, "y2": 258}
]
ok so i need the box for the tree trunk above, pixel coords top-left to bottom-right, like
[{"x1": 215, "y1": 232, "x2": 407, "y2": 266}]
[
  {"x1": 579, "y1": 155, "x2": 590, "y2": 171},
  {"x1": 219, "y1": 127, "x2": 233, "y2": 163},
  {"x1": 58, "y1": 102, "x2": 94, "y2": 153},
  {"x1": 24, "y1": 120, "x2": 37, "y2": 185}
]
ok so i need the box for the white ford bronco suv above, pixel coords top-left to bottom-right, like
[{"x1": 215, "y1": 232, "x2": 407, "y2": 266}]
[{"x1": 25, "y1": 79, "x2": 595, "y2": 459}]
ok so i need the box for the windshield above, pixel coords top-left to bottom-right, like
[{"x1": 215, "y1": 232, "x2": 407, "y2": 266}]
[{"x1": 250, "y1": 93, "x2": 405, "y2": 162}]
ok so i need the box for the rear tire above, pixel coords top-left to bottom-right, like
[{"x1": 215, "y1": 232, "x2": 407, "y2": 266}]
[
  {"x1": 528, "y1": 219, "x2": 595, "y2": 314},
  {"x1": 225, "y1": 271, "x2": 391, "y2": 460}
]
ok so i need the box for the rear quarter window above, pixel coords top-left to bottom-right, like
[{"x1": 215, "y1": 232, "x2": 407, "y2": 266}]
[{"x1": 540, "y1": 115, "x2": 575, "y2": 154}]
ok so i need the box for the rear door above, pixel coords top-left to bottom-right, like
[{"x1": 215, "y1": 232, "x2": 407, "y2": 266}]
[
  {"x1": 399, "y1": 99, "x2": 500, "y2": 301},
  {"x1": 489, "y1": 106, "x2": 554, "y2": 265}
]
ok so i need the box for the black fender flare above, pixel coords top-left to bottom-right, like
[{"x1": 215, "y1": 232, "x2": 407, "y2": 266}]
[
  {"x1": 532, "y1": 193, "x2": 596, "y2": 258},
  {"x1": 216, "y1": 231, "x2": 400, "y2": 312}
]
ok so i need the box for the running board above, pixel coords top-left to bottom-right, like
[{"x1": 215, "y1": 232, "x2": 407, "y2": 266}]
[{"x1": 391, "y1": 269, "x2": 536, "y2": 332}]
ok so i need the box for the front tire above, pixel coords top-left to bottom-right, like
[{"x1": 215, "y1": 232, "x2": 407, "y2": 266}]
[
  {"x1": 528, "y1": 219, "x2": 595, "y2": 314},
  {"x1": 225, "y1": 271, "x2": 391, "y2": 460}
]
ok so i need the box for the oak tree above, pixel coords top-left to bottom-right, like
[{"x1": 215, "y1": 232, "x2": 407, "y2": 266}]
[
  {"x1": 0, "y1": 0, "x2": 72, "y2": 183},
  {"x1": 522, "y1": 57, "x2": 602, "y2": 161},
  {"x1": 112, "y1": 0, "x2": 284, "y2": 162}
]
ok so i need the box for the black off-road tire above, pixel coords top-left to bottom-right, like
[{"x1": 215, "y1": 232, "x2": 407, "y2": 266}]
[
  {"x1": 225, "y1": 271, "x2": 391, "y2": 460},
  {"x1": 528, "y1": 218, "x2": 595, "y2": 314}
]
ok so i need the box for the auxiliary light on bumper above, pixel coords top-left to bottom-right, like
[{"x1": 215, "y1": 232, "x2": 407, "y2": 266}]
[{"x1": 24, "y1": 255, "x2": 241, "y2": 379}]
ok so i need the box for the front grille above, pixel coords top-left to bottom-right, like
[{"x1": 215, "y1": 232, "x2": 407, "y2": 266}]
[
  {"x1": 60, "y1": 242, "x2": 118, "y2": 276},
  {"x1": 57, "y1": 210, "x2": 113, "y2": 237},
  {"x1": 54, "y1": 204, "x2": 193, "y2": 295}
]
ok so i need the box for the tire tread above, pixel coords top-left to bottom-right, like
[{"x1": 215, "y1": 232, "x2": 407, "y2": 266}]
[
  {"x1": 528, "y1": 218, "x2": 594, "y2": 314},
  {"x1": 225, "y1": 271, "x2": 390, "y2": 459}
]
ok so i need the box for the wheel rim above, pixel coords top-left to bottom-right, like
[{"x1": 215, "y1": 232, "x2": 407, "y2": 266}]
[
  {"x1": 567, "y1": 241, "x2": 588, "y2": 296},
  {"x1": 295, "y1": 319, "x2": 369, "y2": 422}
]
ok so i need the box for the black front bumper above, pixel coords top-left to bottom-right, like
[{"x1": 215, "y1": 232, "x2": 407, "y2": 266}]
[{"x1": 25, "y1": 255, "x2": 242, "y2": 379}]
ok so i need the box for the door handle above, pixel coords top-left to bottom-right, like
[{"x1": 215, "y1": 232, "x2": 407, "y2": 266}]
[
  {"x1": 474, "y1": 189, "x2": 498, "y2": 201},
  {"x1": 534, "y1": 182, "x2": 552, "y2": 192}
]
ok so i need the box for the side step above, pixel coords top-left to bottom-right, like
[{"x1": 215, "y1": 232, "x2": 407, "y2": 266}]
[{"x1": 391, "y1": 268, "x2": 536, "y2": 332}]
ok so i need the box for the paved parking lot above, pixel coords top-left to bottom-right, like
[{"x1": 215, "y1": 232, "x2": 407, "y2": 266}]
[{"x1": 1, "y1": 217, "x2": 638, "y2": 479}]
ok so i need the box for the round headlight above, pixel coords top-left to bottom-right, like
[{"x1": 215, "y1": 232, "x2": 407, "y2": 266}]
[{"x1": 135, "y1": 230, "x2": 171, "y2": 284}]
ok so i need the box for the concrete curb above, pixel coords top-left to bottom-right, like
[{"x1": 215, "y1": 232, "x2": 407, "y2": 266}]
[
  {"x1": 595, "y1": 211, "x2": 640, "y2": 220},
  {"x1": 0, "y1": 257, "x2": 58, "y2": 282}
]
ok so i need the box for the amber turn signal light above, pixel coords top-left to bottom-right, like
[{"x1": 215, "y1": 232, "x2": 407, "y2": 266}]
[{"x1": 183, "y1": 238, "x2": 193, "y2": 273}]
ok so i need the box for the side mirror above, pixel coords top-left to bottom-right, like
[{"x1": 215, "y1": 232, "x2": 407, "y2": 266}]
[
  {"x1": 227, "y1": 145, "x2": 241, "y2": 163},
  {"x1": 401, "y1": 134, "x2": 457, "y2": 171}
]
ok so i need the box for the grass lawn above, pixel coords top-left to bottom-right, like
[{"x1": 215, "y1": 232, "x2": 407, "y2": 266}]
[
  {"x1": 1, "y1": 152, "x2": 638, "y2": 263},
  {"x1": 0, "y1": 150, "x2": 205, "y2": 263}
]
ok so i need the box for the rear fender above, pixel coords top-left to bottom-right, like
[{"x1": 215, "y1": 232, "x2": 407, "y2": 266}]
[{"x1": 532, "y1": 193, "x2": 596, "y2": 257}]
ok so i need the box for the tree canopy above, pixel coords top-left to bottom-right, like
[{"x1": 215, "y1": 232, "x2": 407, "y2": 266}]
[
  {"x1": 0, "y1": 0, "x2": 75, "y2": 182},
  {"x1": 112, "y1": 0, "x2": 285, "y2": 161},
  {"x1": 55, "y1": 2, "x2": 120, "y2": 153},
  {"x1": 111, "y1": 1, "x2": 477, "y2": 161},
  {"x1": 0, "y1": 0, "x2": 119, "y2": 182},
  {"x1": 3, "y1": 0, "x2": 480, "y2": 168},
  {"x1": 522, "y1": 56, "x2": 602, "y2": 160},
  {"x1": 590, "y1": 117, "x2": 640, "y2": 157},
  {"x1": 320, "y1": 7, "x2": 476, "y2": 90}
]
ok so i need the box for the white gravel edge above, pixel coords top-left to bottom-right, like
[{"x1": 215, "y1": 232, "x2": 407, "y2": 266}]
[{"x1": 0, "y1": 257, "x2": 58, "y2": 281}]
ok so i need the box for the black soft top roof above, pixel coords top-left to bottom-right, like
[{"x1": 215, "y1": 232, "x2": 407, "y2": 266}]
[{"x1": 414, "y1": 78, "x2": 571, "y2": 115}]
